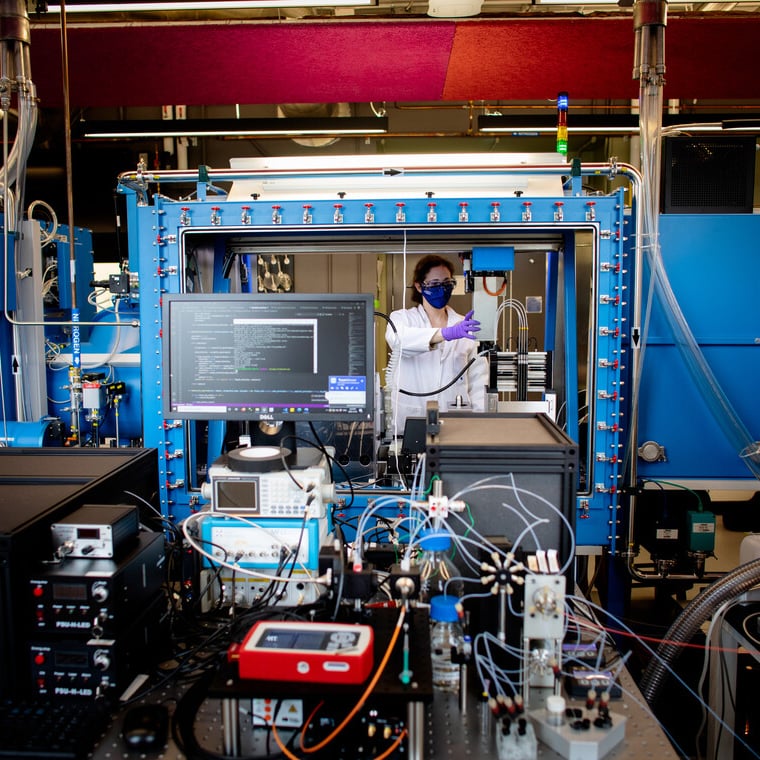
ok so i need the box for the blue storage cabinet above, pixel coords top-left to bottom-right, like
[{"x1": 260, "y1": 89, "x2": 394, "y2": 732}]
[{"x1": 636, "y1": 214, "x2": 760, "y2": 483}]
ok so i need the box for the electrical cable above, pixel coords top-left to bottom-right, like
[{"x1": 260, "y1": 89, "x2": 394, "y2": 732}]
[
  {"x1": 448, "y1": 475, "x2": 576, "y2": 575},
  {"x1": 640, "y1": 478, "x2": 705, "y2": 511},
  {"x1": 569, "y1": 594, "x2": 760, "y2": 759},
  {"x1": 123, "y1": 488, "x2": 182, "y2": 544},
  {"x1": 377, "y1": 309, "x2": 488, "y2": 398},
  {"x1": 306, "y1": 421, "x2": 355, "y2": 509},
  {"x1": 172, "y1": 663, "x2": 293, "y2": 760},
  {"x1": 270, "y1": 606, "x2": 406, "y2": 757},
  {"x1": 694, "y1": 597, "x2": 738, "y2": 760},
  {"x1": 399, "y1": 355, "x2": 481, "y2": 397},
  {"x1": 181, "y1": 511, "x2": 327, "y2": 587},
  {"x1": 640, "y1": 557, "x2": 760, "y2": 707}
]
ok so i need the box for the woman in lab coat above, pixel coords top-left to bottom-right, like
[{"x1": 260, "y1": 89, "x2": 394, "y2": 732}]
[{"x1": 385, "y1": 255, "x2": 489, "y2": 438}]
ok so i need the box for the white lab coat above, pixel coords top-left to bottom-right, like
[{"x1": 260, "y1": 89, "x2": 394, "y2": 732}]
[{"x1": 385, "y1": 304, "x2": 489, "y2": 436}]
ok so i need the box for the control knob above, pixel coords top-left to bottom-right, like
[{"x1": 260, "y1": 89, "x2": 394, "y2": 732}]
[
  {"x1": 91, "y1": 581, "x2": 109, "y2": 602},
  {"x1": 93, "y1": 649, "x2": 111, "y2": 671}
]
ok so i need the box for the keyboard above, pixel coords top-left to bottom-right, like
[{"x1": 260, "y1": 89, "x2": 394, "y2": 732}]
[{"x1": 0, "y1": 698, "x2": 112, "y2": 759}]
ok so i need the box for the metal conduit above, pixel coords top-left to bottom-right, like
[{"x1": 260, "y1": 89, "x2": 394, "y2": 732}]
[{"x1": 639, "y1": 557, "x2": 760, "y2": 705}]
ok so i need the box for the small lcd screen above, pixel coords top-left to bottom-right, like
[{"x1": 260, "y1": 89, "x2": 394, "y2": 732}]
[
  {"x1": 52, "y1": 583, "x2": 88, "y2": 601},
  {"x1": 258, "y1": 628, "x2": 361, "y2": 652},
  {"x1": 76, "y1": 528, "x2": 100, "y2": 540},
  {"x1": 54, "y1": 651, "x2": 89, "y2": 668},
  {"x1": 215, "y1": 479, "x2": 258, "y2": 513}
]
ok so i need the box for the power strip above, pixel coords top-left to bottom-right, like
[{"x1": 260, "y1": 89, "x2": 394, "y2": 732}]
[{"x1": 530, "y1": 707, "x2": 626, "y2": 760}]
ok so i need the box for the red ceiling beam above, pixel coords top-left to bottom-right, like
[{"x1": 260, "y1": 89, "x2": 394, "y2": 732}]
[{"x1": 28, "y1": 16, "x2": 760, "y2": 110}]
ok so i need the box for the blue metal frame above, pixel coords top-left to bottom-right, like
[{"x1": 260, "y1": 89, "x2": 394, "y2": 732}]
[{"x1": 118, "y1": 172, "x2": 630, "y2": 553}]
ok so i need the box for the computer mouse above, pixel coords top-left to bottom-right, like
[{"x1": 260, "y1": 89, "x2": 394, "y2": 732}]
[{"x1": 122, "y1": 703, "x2": 169, "y2": 752}]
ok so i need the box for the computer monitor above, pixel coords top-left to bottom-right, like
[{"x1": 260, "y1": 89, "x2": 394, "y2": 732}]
[{"x1": 161, "y1": 293, "x2": 374, "y2": 423}]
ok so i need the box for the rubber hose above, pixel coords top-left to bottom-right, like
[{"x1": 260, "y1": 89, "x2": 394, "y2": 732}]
[{"x1": 639, "y1": 557, "x2": 760, "y2": 706}]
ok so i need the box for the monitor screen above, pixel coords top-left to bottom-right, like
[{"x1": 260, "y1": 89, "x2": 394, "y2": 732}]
[{"x1": 162, "y1": 293, "x2": 374, "y2": 423}]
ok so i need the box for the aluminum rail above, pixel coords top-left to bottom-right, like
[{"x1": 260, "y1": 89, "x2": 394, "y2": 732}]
[{"x1": 116, "y1": 159, "x2": 642, "y2": 185}]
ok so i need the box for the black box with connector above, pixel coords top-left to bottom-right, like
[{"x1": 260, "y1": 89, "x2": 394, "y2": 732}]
[
  {"x1": 343, "y1": 567, "x2": 376, "y2": 599},
  {"x1": 388, "y1": 562, "x2": 421, "y2": 600},
  {"x1": 364, "y1": 542, "x2": 400, "y2": 568},
  {"x1": 107, "y1": 381, "x2": 127, "y2": 398},
  {"x1": 109, "y1": 272, "x2": 130, "y2": 294},
  {"x1": 171, "y1": 538, "x2": 201, "y2": 611},
  {"x1": 318, "y1": 544, "x2": 343, "y2": 593},
  {"x1": 50, "y1": 504, "x2": 139, "y2": 559},
  {"x1": 318, "y1": 543, "x2": 341, "y2": 570}
]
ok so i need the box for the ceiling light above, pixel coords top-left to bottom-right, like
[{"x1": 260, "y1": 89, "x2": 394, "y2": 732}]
[
  {"x1": 76, "y1": 117, "x2": 389, "y2": 139},
  {"x1": 537, "y1": 0, "x2": 619, "y2": 4},
  {"x1": 427, "y1": 0, "x2": 483, "y2": 17},
  {"x1": 47, "y1": 0, "x2": 374, "y2": 11}
]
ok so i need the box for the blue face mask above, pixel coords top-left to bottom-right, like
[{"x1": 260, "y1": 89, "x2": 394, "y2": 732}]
[{"x1": 421, "y1": 283, "x2": 454, "y2": 309}]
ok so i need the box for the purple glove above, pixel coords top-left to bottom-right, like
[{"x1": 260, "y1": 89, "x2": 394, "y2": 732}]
[{"x1": 441, "y1": 310, "x2": 481, "y2": 341}]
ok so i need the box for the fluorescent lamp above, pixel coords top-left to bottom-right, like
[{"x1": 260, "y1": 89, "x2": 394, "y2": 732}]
[
  {"x1": 479, "y1": 113, "x2": 760, "y2": 136},
  {"x1": 48, "y1": 0, "x2": 374, "y2": 11},
  {"x1": 77, "y1": 117, "x2": 389, "y2": 139},
  {"x1": 478, "y1": 114, "x2": 640, "y2": 135}
]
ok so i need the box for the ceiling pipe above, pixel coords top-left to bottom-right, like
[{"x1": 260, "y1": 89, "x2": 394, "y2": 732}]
[
  {"x1": 0, "y1": 0, "x2": 37, "y2": 224},
  {"x1": 117, "y1": 157, "x2": 642, "y2": 183},
  {"x1": 624, "y1": 0, "x2": 667, "y2": 582}
]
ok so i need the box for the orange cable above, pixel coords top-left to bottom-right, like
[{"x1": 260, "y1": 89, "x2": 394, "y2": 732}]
[
  {"x1": 271, "y1": 723, "x2": 300, "y2": 760},
  {"x1": 300, "y1": 606, "x2": 407, "y2": 753},
  {"x1": 375, "y1": 728, "x2": 408, "y2": 760},
  {"x1": 270, "y1": 607, "x2": 408, "y2": 758},
  {"x1": 272, "y1": 724, "x2": 408, "y2": 760},
  {"x1": 482, "y1": 275, "x2": 507, "y2": 296}
]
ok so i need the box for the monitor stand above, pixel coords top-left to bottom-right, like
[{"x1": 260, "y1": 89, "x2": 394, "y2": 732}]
[{"x1": 251, "y1": 420, "x2": 296, "y2": 450}]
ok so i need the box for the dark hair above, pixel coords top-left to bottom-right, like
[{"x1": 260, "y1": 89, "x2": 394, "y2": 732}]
[{"x1": 410, "y1": 255, "x2": 455, "y2": 304}]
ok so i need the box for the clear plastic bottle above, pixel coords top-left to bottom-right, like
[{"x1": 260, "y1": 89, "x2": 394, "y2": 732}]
[
  {"x1": 417, "y1": 530, "x2": 464, "y2": 604},
  {"x1": 429, "y1": 594, "x2": 464, "y2": 693}
]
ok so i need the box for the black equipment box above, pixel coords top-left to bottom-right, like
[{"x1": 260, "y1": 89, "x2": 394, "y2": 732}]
[
  {"x1": 50, "y1": 503, "x2": 140, "y2": 559},
  {"x1": 28, "y1": 530, "x2": 165, "y2": 637},
  {"x1": 29, "y1": 591, "x2": 167, "y2": 700},
  {"x1": 662, "y1": 135, "x2": 756, "y2": 214},
  {"x1": 0, "y1": 448, "x2": 158, "y2": 697},
  {"x1": 426, "y1": 412, "x2": 577, "y2": 578}
]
